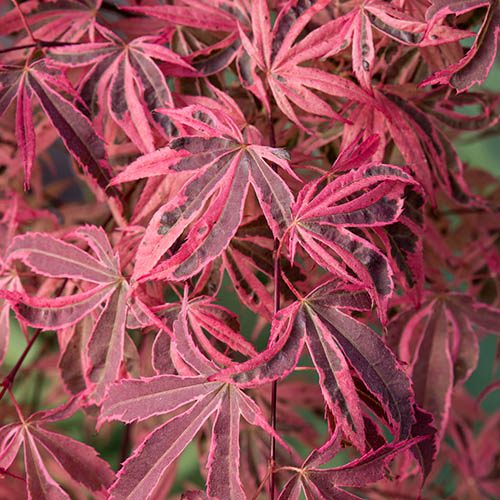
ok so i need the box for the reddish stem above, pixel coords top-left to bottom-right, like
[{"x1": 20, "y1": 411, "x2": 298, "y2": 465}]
[
  {"x1": 0, "y1": 40, "x2": 82, "y2": 56},
  {"x1": 270, "y1": 238, "x2": 281, "y2": 498},
  {"x1": 0, "y1": 277, "x2": 72, "y2": 403},
  {"x1": 0, "y1": 328, "x2": 42, "y2": 402},
  {"x1": 268, "y1": 107, "x2": 280, "y2": 499}
]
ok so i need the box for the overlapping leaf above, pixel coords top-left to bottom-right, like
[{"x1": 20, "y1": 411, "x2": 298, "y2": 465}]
[
  {"x1": 237, "y1": 0, "x2": 373, "y2": 127},
  {"x1": 381, "y1": 90, "x2": 477, "y2": 204},
  {"x1": 0, "y1": 0, "x2": 105, "y2": 43},
  {"x1": 0, "y1": 60, "x2": 115, "y2": 192},
  {"x1": 279, "y1": 426, "x2": 425, "y2": 500},
  {"x1": 0, "y1": 195, "x2": 33, "y2": 365},
  {"x1": 422, "y1": 0, "x2": 500, "y2": 92},
  {"x1": 122, "y1": 0, "x2": 246, "y2": 75},
  {"x1": 100, "y1": 292, "x2": 289, "y2": 500},
  {"x1": 111, "y1": 105, "x2": 296, "y2": 282},
  {"x1": 374, "y1": 185, "x2": 425, "y2": 298},
  {"x1": 0, "y1": 397, "x2": 114, "y2": 499},
  {"x1": 49, "y1": 30, "x2": 194, "y2": 151},
  {"x1": 194, "y1": 216, "x2": 307, "y2": 321},
  {"x1": 0, "y1": 0, "x2": 496, "y2": 498},
  {"x1": 287, "y1": 0, "x2": 467, "y2": 91},
  {"x1": 3, "y1": 226, "x2": 157, "y2": 403},
  {"x1": 151, "y1": 293, "x2": 257, "y2": 368},
  {"x1": 213, "y1": 281, "x2": 415, "y2": 450},
  {"x1": 344, "y1": 88, "x2": 479, "y2": 205},
  {"x1": 288, "y1": 164, "x2": 417, "y2": 316},
  {"x1": 446, "y1": 409, "x2": 500, "y2": 498},
  {"x1": 390, "y1": 293, "x2": 500, "y2": 445},
  {"x1": 236, "y1": 0, "x2": 466, "y2": 127}
]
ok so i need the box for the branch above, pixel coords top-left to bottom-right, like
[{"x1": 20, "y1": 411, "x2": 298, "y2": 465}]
[
  {"x1": 0, "y1": 328, "x2": 42, "y2": 402},
  {"x1": 268, "y1": 104, "x2": 281, "y2": 500},
  {"x1": 0, "y1": 40, "x2": 82, "y2": 56}
]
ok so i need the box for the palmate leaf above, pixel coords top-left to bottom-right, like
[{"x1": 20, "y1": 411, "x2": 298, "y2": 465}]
[
  {"x1": 111, "y1": 387, "x2": 272, "y2": 500},
  {"x1": 279, "y1": 428, "x2": 426, "y2": 500},
  {"x1": 111, "y1": 104, "x2": 296, "y2": 282},
  {"x1": 288, "y1": 164, "x2": 417, "y2": 318},
  {"x1": 100, "y1": 294, "x2": 289, "y2": 500},
  {"x1": 2, "y1": 284, "x2": 117, "y2": 330},
  {"x1": 3, "y1": 226, "x2": 155, "y2": 403},
  {"x1": 0, "y1": 60, "x2": 116, "y2": 193},
  {"x1": 343, "y1": 87, "x2": 478, "y2": 205},
  {"x1": 1, "y1": 0, "x2": 105, "y2": 44},
  {"x1": 361, "y1": 0, "x2": 468, "y2": 48},
  {"x1": 0, "y1": 0, "x2": 495, "y2": 497},
  {"x1": 3, "y1": 229, "x2": 120, "y2": 333},
  {"x1": 0, "y1": 204, "x2": 24, "y2": 365},
  {"x1": 0, "y1": 195, "x2": 59, "y2": 365},
  {"x1": 237, "y1": 0, "x2": 374, "y2": 128},
  {"x1": 152, "y1": 294, "x2": 257, "y2": 367},
  {"x1": 123, "y1": 0, "x2": 240, "y2": 33},
  {"x1": 213, "y1": 281, "x2": 415, "y2": 451},
  {"x1": 330, "y1": 136, "x2": 424, "y2": 297},
  {"x1": 0, "y1": 224, "x2": 113, "y2": 332},
  {"x1": 122, "y1": 0, "x2": 245, "y2": 76},
  {"x1": 0, "y1": 398, "x2": 114, "y2": 499},
  {"x1": 289, "y1": 0, "x2": 467, "y2": 91},
  {"x1": 391, "y1": 293, "x2": 500, "y2": 446},
  {"x1": 236, "y1": 0, "x2": 465, "y2": 127},
  {"x1": 49, "y1": 29, "x2": 194, "y2": 151},
  {"x1": 382, "y1": 91, "x2": 478, "y2": 204},
  {"x1": 422, "y1": 0, "x2": 500, "y2": 92},
  {"x1": 6, "y1": 232, "x2": 117, "y2": 283}
]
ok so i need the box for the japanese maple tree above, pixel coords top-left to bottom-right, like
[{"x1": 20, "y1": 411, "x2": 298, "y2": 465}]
[{"x1": 0, "y1": 0, "x2": 499, "y2": 499}]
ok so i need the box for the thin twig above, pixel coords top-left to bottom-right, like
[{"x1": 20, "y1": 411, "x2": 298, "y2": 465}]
[
  {"x1": 0, "y1": 43, "x2": 38, "y2": 55},
  {"x1": 0, "y1": 328, "x2": 42, "y2": 402},
  {"x1": 270, "y1": 237, "x2": 280, "y2": 496},
  {"x1": 0, "y1": 275, "x2": 73, "y2": 402},
  {"x1": 252, "y1": 467, "x2": 272, "y2": 500},
  {"x1": 0, "y1": 40, "x2": 82, "y2": 56},
  {"x1": 268, "y1": 106, "x2": 281, "y2": 500}
]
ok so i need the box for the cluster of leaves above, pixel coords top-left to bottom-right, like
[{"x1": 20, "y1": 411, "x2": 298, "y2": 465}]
[{"x1": 0, "y1": 0, "x2": 499, "y2": 498}]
